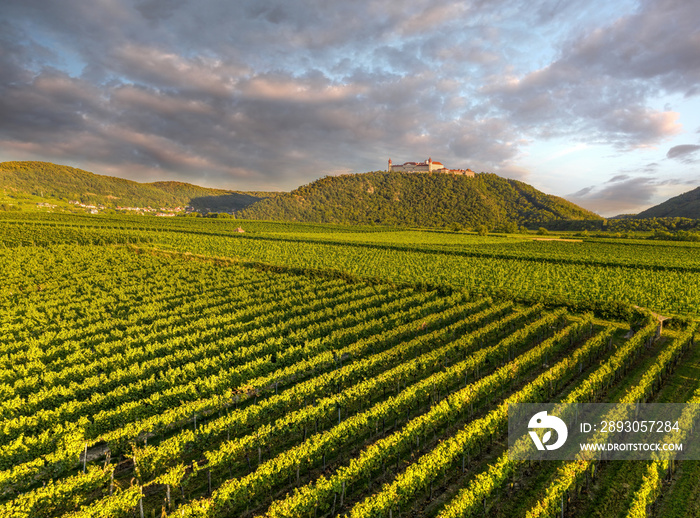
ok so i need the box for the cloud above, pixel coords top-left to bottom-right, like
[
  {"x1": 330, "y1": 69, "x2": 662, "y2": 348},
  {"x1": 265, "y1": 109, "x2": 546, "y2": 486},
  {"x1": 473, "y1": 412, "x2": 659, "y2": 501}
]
[
  {"x1": 2, "y1": 0, "x2": 529, "y2": 188},
  {"x1": 567, "y1": 175, "x2": 660, "y2": 215},
  {"x1": 667, "y1": 144, "x2": 700, "y2": 161},
  {"x1": 483, "y1": 62, "x2": 683, "y2": 150},
  {"x1": 565, "y1": 0, "x2": 700, "y2": 97},
  {"x1": 0, "y1": 70, "x2": 105, "y2": 141},
  {"x1": 109, "y1": 43, "x2": 243, "y2": 97},
  {"x1": 480, "y1": 0, "x2": 698, "y2": 149},
  {"x1": 0, "y1": 0, "x2": 699, "y2": 192},
  {"x1": 135, "y1": 0, "x2": 187, "y2": 22},
  {"x1": 567, "y1": 172, "x2": 699, "y2": 216},
  {"x1": 599, "y1": 107, "x2": 681, "y2": 149}
]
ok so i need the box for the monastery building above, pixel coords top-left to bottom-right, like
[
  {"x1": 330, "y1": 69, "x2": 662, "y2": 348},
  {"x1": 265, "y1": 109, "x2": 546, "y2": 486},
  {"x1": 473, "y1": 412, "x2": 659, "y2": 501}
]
[{"x1": 387, "y1": 158, "x2": 475, "y2": 176}]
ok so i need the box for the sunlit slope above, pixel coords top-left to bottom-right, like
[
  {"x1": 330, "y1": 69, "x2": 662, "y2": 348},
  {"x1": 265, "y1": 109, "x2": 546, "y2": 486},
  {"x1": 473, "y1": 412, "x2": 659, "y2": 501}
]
[
  {"x1": 0, "y1": 161, "x2": 268, "y2": 211},
  {"x1": 240, "y1": 171, "x2": 602, "y2": 228},
  {"x1": 635, "y1": 186, "x2": 700, "y2": 219}
]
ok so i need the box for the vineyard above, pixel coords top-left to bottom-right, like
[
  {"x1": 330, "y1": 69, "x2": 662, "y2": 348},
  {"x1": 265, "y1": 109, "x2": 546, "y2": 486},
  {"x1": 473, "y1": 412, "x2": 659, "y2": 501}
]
[
  {"x1": 0, "y1": 213, "x2": 699, "y2": 517},
  {"x1": 1, "y1": 213, "x2": 700, "y2": 317}
]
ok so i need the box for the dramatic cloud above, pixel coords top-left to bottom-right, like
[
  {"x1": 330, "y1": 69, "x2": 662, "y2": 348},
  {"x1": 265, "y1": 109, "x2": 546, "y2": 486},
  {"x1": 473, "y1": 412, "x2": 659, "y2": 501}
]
[{"x1": 1, "y1": 0, "x2": 699, "y2": 193}]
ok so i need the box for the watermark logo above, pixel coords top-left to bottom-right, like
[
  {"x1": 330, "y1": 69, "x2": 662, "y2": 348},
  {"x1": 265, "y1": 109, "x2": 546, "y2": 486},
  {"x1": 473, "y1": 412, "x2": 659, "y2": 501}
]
[
  {"x1": 509, "y1": 403, "x2": 698, "y2": 460},
  {"x1": 528, "y1": 410, "x2": 568, "y2": 451}
]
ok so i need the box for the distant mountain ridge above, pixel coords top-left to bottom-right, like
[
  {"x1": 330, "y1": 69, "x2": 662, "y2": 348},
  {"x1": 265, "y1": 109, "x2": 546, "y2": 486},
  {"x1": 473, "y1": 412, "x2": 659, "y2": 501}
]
[
  {"x1": 0, "y1": 161, "x2": 270, "y2": 212},
  {"x1": 635, "y1": 186, "x2": 700, "y2": 219},
  {"x1": 239, "y1": 171, "x2": 602, "y2": 228}
]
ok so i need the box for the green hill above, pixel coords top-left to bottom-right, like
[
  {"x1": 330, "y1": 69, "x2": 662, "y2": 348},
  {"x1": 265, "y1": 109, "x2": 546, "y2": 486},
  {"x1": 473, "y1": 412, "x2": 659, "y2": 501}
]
[
  {"x1": 635, "y1": 186, "x2": 700, "y2": 219},
  {"x1": 239, "y1": 171, "x2": 602, "y2": 229},
  {"x1": 1, "y1": 162, "x2": 602, "y2": 227},
  {"x1": 0, "y1": 161, "x2": 270, "y2": 212}
]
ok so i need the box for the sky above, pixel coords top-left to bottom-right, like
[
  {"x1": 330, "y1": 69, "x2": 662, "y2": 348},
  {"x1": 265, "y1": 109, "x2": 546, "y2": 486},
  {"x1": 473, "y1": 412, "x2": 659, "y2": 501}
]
[{"x1": 1, "y1": 0, "x2": 699, "y2": 216}]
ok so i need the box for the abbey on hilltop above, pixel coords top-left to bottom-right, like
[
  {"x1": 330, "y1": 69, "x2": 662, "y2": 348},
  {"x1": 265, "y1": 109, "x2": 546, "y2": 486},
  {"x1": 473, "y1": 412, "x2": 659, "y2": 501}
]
[{"x1": 387, "y1": 157, "x2": 475, "y2": 176}]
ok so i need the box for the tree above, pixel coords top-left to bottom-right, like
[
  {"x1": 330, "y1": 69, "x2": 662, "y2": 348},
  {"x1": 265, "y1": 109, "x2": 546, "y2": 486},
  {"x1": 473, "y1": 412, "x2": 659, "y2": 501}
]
[{"x1": 502, "y1": 221, "x2": 518, "y2": 234}]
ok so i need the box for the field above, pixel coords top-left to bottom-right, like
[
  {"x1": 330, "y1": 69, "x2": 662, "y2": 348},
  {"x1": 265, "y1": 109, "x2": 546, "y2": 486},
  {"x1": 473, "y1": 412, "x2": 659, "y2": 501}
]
[{"x1": 0, "y1": 213, "x2": 698, "y2": 517}]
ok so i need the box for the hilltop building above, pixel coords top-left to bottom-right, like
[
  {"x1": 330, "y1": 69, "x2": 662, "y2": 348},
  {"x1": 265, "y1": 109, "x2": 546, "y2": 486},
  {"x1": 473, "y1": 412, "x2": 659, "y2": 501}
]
[{"x1": 388, "y1": 157, "x2": 475, "y2": 176}]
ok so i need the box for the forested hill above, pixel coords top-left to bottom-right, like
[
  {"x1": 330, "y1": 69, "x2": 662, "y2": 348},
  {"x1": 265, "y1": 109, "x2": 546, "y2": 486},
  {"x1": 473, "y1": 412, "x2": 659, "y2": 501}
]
[
  {"x1": 239, "y1": 171, "x2": 602, "y2": 229},
  {"x1": 635, "y1": 186, "x2": 700, "y2": 219},
  {"x1": 0, "y1": 161, "x2": 269, "y2": 211}
]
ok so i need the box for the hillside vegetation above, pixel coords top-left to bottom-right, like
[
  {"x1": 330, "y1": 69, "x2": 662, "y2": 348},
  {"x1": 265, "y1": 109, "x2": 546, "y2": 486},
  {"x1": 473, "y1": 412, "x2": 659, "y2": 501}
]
[
  {"x1": 239, "y1": 171, "x2": 602, "y2": 228},
  {"x1": 0, "y1": 161, "x2": 270, "y2": 211},
  {"x1": 635, "y1": 186, "x2": 700, "y2": 219}
]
